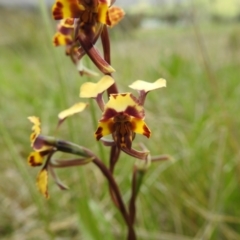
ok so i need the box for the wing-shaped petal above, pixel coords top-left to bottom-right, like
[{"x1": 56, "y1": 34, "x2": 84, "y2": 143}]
[
  {"x1": 131, "y1": 118, "x2": 151, "y2": 138},
  {"x1": 80, "y1": 75, "x2": 114, "y2": 98},
  {"x1": 129, "y1": 78, "x2": 166, "y2": 92},
  {"x1": 58, "y1": 102, "x2": 88, "y2": 120}
]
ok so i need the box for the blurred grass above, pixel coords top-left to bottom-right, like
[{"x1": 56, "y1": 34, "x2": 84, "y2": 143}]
[{"x1": 1, "y1": 4, "x2": 240, "y2": 240}]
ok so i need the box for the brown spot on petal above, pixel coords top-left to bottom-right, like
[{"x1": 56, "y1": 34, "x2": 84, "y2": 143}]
[
  {"x1": 52, "y1": 1, "x2": 64, "y2": 20},
  {"x1": 52, "y1": 0, "x2": 85, "y2": 20},
  {"x1": 65, "y1": 38, "x2": 73, "y2": 45},
  {"x1": 101, "y1": 108, "x2": 117, "y2": 120},
  {"x1": 143, "y1": 124, "x2": 151, "y2": 138},
  {"x1": 95, "y1": 126, "x2": 103, "y2": 140},
  {"x1": 28, "y1": 155, "x2": 42, "y2": 167},
  {"x1": 30, "y1": 133, "x2": 36, "y2": 142},
  {"x1": 53, "y1": 38, "x2": 60, "y2": 46},
  {"x1": 125, "y1": 105, "x2": 144, "y2": 119},
  {"x1": 111, "y1": 94, "x2": 118, "y2": 99}
]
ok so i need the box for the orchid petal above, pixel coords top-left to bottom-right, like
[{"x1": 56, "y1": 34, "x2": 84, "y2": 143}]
[
  {"x1": 107, "y1": 6, "x2": 125, "y2": 27},
  {"x1": 131, "y1": 118, "x2": 151, "y2": 138},
  {"x1": 97, "y1": 2, "x2": 109, "y2": 24},
  {"x1": 95, "y1": 119, "x2": 114, "y2": 140},
  {"x1": 28, "y1": 116, "x2": 41, "y2": 133},
  {"x1": 53, "y1": 32, "x2": 73, "y2": 46},
  {"x1": 58, "y1": 18, "x2": 75, "y2": 29},
  {"x1": 80, "y1": 75, "x2": 114, "y2": 98},
  {"x1": 37, "y1": 169, "x2": 49, "y2": 198},
  {"x1": 28, "y1": 116, "x2": 41, "y2": 144},
  {"x1": 58, "y1": 102, "x2": 88, "y2": 121},
  {"x1": 52, "y1": 0, "x2": 85, "y2": 20},
  {"x1": 129, "y1": 78, "x2": 166, "y2": 92},
  {"x1": 28, "y1": 152, "x2": 44, "y2": 167},
  {"x1": 102, "y1": 93, "x2": 144, "y2": 120}
]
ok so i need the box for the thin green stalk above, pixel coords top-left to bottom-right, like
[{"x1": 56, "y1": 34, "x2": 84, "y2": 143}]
[
  {"x1": 101, "y1": 25, "x2": 118, "y2": 95},
  {"x1": 38, "y1": 0, "x2": 78, "y2": 141},
  {"x1": 88, "y1": 98, "x2": 106, "y2": 161},
  {"x1": 190, "y1": 1, "x2": 219, "y2": 98}
]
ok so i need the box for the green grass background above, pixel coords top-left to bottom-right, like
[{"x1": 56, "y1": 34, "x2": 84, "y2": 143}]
[{"x1": 1, "y1": 2, "x2": 240, "y2": 240}]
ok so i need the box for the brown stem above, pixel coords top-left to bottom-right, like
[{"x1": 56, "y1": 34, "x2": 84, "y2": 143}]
[
  {"x1": 127, "y1": 227, "x2": 136, "y2": 240},
  {"x1": 101, "y1": 25, "x2": 118, "y2": 95},
  {"x1": 93, "y1": 158, "x2": 126, "y2": 214},
  {"x1": 109, "y1": 145, "x2": 121, "y2": 208},
  {"x1": 101, "y1": 25, "x2": 111, "y2": 65},
  {"x1": 109, "y1": 145, "x2": 121, "y2": 173},
  {"x1": 93, "y1": 158, "x2": 136, "y2": 240},
  {"x1": 129, "y1": 166, "x2": 137, "y2": 225}
]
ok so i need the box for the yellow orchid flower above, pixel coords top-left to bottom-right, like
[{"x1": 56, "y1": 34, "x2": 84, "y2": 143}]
[{"x1": 92, "y1": 78, "x2": 167, "y2": 159}]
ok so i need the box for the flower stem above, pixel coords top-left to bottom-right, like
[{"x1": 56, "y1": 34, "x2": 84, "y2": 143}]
[
  {"x1": 108, "y1": 145, "x2": 121, "y2": 208},
  {"x1": 101, "y1": 25, "x2": 118, "y2": 95},
  {"x1": 100, "y1": 24, "x2": 135, "y2": 238},
  {"x1": 92, "y1": 158, "x2": 136, "y2": 240}
]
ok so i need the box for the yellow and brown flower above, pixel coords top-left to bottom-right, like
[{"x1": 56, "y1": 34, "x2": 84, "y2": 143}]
[
  {"x1": 95, "y1": 93, "x2": 150, "y2": 150},
  {"x1": 27, "y1": 104, "x2": 88, "y2": 198},
  {"x1": 27, "y1": 116, "x2": 55, "y2": 198},
  {"x1": 52, "y1": 0, "x2": 125, "y2": 74},
  {"x1": 79, "y1": 76, "x2": 166, "y2": 159}
]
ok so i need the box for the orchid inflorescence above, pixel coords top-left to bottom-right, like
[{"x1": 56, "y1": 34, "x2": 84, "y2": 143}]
[{"x1": 27, "y1": 1, "x2": 168, "y2": 239}]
